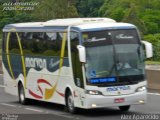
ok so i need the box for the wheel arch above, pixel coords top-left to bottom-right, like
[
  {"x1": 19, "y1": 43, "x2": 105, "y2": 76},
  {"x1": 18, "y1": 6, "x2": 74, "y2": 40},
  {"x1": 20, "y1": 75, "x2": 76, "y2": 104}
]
[
  {"x1": 64, "y1": 85, "x2": 74, "y2": 104},
  {"x1": 17, "y1": 78, "x2": 26, "y2": 97},
  {"x1": 17, "y1": 78, "x2": 24, "y2": 89}
]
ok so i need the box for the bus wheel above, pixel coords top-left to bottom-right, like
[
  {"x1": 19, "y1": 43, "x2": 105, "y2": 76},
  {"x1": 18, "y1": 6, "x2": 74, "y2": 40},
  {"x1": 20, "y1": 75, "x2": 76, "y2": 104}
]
[
  {"x1": 119, "y1": 105, "x2": 130, "y2": 111},
  {"x1": 18, "y1": 83, "x2": 28, "y2": 105},
  {"x1": 66, "y1": 91, "x2": 77, "y2": 114}
]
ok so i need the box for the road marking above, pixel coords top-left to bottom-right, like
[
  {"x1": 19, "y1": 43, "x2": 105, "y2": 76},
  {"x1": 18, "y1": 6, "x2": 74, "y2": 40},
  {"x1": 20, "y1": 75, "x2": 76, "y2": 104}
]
[
  {"x1": 25, "y1": 108, "x2": 43, "y2": 113},
  {"x1": 148, "y1": 92, "x2": 160, "y2": 96},
  {"x1": 0, "y1": 102, "x2": 76, "y2": 119},
  {"x1": 25, "y1": 108, "x2": 75, "y2": 119},
  {"x1": 0, "y1": 84, "x2": 5, "y2": 88},
  {"x1": 43, "y1": 110, "x2": 75, "y2": 119},
  {"x1": 0, "y1": 103, "x2": 16, "y2": 107},
  {"x1": 50, "y1": 112, "x2": 75, "y2": 119}
]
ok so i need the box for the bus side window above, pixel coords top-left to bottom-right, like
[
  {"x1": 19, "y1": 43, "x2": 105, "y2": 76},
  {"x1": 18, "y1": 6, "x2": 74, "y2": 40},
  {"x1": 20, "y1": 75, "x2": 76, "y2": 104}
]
[
  {"x1": 71, "y1": 32, "x2": 84, "y2": 88},
  {"x1": 9, "y1": 32, "x2": 20, "y2": 54},
  {"x1": 21, "y1": 32, "x2": 62, "y2": 57}
]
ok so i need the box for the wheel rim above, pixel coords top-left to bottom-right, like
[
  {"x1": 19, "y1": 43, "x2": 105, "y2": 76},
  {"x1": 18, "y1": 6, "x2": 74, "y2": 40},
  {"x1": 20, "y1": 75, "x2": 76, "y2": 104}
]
[{"x1": 68, "y1": 95, "x2": 74, "y2": 111}]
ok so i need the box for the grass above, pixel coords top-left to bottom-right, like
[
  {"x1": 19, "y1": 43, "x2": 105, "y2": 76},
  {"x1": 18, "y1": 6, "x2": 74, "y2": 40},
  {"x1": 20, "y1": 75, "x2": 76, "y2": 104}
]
[{"x1": 146, "y1": 61, "x2": 160, "y2": 65}]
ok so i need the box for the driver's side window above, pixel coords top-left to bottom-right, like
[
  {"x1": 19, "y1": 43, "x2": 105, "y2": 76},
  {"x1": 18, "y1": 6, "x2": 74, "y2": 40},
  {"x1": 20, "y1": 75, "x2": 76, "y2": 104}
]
[{"x1": 71, "y1": 32, "x2": 84, "y2": 88}]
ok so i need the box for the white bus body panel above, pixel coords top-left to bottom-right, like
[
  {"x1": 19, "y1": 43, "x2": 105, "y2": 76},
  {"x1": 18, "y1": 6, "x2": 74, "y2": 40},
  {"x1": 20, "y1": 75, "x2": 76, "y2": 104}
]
[
  {"x1": 3, "y1": 63, "x2": 18, "y2": 96},
  {"x1": 3, "y1": 59, "x2": 147, "y2": 109},
  {"x1": 76, "y1": 81, "x2": 147, "y2": 109}
]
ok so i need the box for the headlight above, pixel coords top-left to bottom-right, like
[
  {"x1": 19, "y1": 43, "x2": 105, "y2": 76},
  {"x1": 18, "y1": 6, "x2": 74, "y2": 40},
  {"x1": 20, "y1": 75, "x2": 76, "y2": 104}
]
[
  {"x1": 85, "y1": 90, "x2": 102, "y2": 95},
  {"x1": 135, "y1": 86, "x2": 146, "y2": 92}
]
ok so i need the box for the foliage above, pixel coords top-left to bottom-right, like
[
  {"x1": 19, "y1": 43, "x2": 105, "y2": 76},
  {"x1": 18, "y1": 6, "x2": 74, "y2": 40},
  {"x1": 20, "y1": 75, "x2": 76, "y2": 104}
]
[
  {"x1": 99, "y1": 0, "x2": 160, "y2": 35},
  {"x1": 143, "y1": 34, "x2": 160, "y2": 61},
  {"x1": 146, "y1": 61, "x2": 160, "y2": 65},
  {"x1": 0, "y1": 6, "x2": 34, "y2": 30},
  {"x1": 76, "y1": 0, "x2": 105, "y2": 17},
  {"x1": 32, "y1": 0, "x2": 78, "y2": 21},
  {"x1": 0, "y1": 0, "x2": 78, "y2": 38},
  {"x1": 0, "y1": 0, "x2": 78, "y2": 28}
]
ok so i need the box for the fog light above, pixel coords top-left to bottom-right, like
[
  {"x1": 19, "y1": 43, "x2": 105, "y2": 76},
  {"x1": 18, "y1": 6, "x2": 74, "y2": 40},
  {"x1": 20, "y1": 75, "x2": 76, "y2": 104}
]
[
  {"x1": 91, "y1": 104, "x2": 97, "y2": 107},
  {"x1": 139, "y1": 100, "x2": 145, "y2": 104}
]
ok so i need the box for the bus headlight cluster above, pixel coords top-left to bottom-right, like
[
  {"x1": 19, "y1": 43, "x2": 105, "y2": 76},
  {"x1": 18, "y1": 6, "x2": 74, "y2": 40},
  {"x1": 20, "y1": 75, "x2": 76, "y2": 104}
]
[
  {"x1": 85, "y1": 90, "x2": 102, "y2": 95},
  {"x1": 136, "y1": 86, "x2": 146, "y2": 92}
]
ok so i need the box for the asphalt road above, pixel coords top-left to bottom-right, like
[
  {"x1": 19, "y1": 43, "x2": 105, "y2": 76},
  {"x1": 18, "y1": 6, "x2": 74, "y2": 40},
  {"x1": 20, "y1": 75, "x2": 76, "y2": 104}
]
[
  {"x1": 0, "y1": 75, "x2": 160, "y2": 120},
  {"x1": 0, "y1": 75, "x2": 3, "y2": 85}
]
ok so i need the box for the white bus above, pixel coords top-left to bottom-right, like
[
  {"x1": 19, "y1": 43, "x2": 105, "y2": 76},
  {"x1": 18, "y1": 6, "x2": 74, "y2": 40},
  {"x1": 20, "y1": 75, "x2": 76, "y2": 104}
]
[{"x1": 2, "y1": 18, "x2": 153, "y2": 113}]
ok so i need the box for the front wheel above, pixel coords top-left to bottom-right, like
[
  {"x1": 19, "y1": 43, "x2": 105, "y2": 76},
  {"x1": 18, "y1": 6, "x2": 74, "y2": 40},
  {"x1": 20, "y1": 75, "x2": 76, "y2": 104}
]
[
  {"x1": 119, "y1": 105, "x2": 130, "y2": 111},
  {"x1": 18, "y1": 83, "x2": 28, "y2": 105},
  {"x1": 66, "y1": 91, "x2": 77, "y2": 114}
]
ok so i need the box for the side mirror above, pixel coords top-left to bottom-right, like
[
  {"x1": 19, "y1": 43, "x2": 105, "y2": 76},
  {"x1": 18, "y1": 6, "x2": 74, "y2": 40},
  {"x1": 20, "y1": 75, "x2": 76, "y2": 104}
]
[
  {"x1": 141, "y1": 41, "x2": 153, "y2": 58},
  {"x1": 77, "y1": 45, "x2": 86, "y2": 63}
]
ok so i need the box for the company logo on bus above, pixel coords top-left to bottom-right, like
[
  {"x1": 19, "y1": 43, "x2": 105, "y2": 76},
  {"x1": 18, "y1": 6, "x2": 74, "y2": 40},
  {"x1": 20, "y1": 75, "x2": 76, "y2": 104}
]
[
  {"x1": 116, "y1": 34, "x2": 134, "y2": 39},
  {"x1": 106, "y1": 86, "x2": 130, "y2": 92},
  {"x1": 25, "y1": 57, "x2": 47, "y2": 69}
]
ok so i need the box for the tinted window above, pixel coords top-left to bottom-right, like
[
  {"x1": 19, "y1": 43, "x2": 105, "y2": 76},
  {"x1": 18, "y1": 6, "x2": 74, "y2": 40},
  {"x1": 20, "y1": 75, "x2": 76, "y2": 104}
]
[
  {"x1": 21, "y1": 32, "x2": 65, "y2": 57},
  {"x1": 4, "y1": 32, "x2": 68, "y2": 57},
  {"x1": 110, "y1": 29, "x2": 139, "y2": 44},
  {"x1": 71, "y1": 32, "x2": 84, "y2": 88},
  {"x1": 8, "y1": 32, "x2": 20, "y2": 54}
]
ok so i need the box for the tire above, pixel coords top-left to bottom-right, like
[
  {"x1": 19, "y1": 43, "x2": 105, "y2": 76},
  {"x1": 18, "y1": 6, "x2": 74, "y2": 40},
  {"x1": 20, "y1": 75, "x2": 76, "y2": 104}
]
[
  {"x1": 66, "y1": 91, "x2": 77, "y2": 114},
  {"x1": 119, "y1": 105, "x2": 130, "y2": 111},
  {"x1": 18, "y1": 83, "x2": 28, "y2": 105}
]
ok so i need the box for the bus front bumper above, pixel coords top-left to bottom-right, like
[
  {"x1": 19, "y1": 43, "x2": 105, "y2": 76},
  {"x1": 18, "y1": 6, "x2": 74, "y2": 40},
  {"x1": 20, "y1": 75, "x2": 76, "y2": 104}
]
[{"x1": 83, "y1": 91, "x2": 147, "y2": 109}]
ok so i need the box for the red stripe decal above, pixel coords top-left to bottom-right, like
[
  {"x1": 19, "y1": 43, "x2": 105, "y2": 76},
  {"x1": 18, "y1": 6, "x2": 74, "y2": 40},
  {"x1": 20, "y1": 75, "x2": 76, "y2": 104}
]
[
  {"x1": 29, "y1": 79, "x2": 53, "y2": 99},
  {"x1": 38, "y1": 85, "x2": 43, "y2": 95},
  {"x1": 56, "y1": 91, "x2": 65, "y2": 97},
  {"x1": 38, "y1": 79, "x2": 52, "y2": 87},
  {"x1": 29, "y1": 90, "x2": 43, "y2": 99}
]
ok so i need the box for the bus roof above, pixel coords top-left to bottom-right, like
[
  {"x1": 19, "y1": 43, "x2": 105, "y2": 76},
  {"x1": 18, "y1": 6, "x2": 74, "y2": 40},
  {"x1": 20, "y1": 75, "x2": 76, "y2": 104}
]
[
  {"x1": 45, "y1": 18, "x2": 116, "y2": 26},
  {"x1": 3, "y1": 18, "x2": 136, "y2": 32}
]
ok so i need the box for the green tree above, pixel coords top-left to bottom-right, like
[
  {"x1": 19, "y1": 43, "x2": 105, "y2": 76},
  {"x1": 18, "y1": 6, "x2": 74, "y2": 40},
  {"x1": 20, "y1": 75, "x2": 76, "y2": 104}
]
[
  {"x1": 122, "y1": 2, "x2": 146, "y2": 34},
  {"x1": 32, "y1": 0, "x2": 78, "y2": 21},
  {"x1": 144, "y1": 34, "x2": 160, "y2": 61},
  {"x1": 76, "y1": 0, "x2": 104, "y2": 17},
  {"x1": 99, "y1": 0, "x2": 160, "y2": 35},
  {"x1": 0, "y1": 0, "x2": 34, "y2": 29}
]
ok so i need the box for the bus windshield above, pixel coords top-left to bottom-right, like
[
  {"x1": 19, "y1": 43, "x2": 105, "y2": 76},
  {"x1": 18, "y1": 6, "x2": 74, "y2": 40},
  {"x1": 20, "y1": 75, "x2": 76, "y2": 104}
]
[{"x1": 83, "y1": 29, "x2": 145, "y2": 86}]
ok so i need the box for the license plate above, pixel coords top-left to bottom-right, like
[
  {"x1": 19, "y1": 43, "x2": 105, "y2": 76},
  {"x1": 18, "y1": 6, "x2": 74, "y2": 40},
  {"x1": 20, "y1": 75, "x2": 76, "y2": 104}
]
[{"x1": 114, "y1": 98, "x2": 125, "y2": 103}]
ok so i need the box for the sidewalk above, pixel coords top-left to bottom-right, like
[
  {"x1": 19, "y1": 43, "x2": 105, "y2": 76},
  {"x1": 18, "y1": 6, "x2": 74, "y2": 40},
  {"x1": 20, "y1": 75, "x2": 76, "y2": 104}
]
[
  {"x1": 146, "y1": 65, "x2": 160, "y2": 91},
  {"x1": 146, "y1": 65, "x2": 160, "y2": 70}
]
